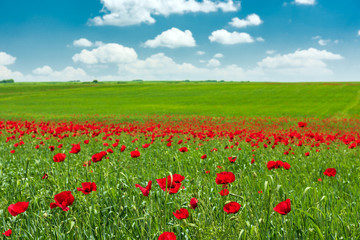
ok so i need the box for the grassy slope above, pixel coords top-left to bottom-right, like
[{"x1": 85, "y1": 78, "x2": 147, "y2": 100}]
[{"x1": 0, "y1": 82, "x2": 360, "y2": 120}]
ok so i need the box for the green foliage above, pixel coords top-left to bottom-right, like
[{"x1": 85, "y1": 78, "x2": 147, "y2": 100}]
[{"x1": 0, "y1": 79, "x2": 15, "y2": 83}]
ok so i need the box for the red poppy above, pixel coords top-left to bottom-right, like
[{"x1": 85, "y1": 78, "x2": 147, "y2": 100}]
[
  {"x1": 83, "y1": 161, "x2": 91, "y2": 167},
  {"x1": 58, "y1": 144, "x2": 63, "y2": 149},
  {"x1": 69, "y1": 144, "x2": 81, "y2": 154},
  {"x1": 201, "y1": 154, "x2": 207, "y2": 159},
  {"x1": 323, "y1": 168, "x2": 336, "y2": 177},
  {"x1": 107, "y1": 148, "x2": 113, "y2": 153},
  {"x1": 219, "y1": 189, "x2": 229, "y2": 196},
  {"x1": 84, "y1": 140, "x2": 89, "y2": 144},
  {"x1": 50, "y1": 191, "x2": 75, "y2": 211},
  {"x1": 120, "y1": 145, "x2": 126, "y2": 152},
  {"x1": 228, "y1": 156, "x2": 237, "y2": 163},
  {"x1": 283, "y1": 162, "x2": 291, "y2": 170},
  {"x1": 112, "y1": 142, "x2": 118, "y2": 147},
  {"x1": 8, "y1": 202, "x2": 29, "y2": 216},
  {"x1": 77, "y1": 182, "x2": 97, "y2": 195},
  {"x1": 179, "y1": 147, "x2": 188, "y2": 152},
  {"x1": 49, "y1": 146, "x2": 55, "y2": 151},
  {"x1": 258, "y1": 191, "x2": 263, "y2": 194},
  {"x1": 92, "y1": 151, "x2": 107, "y2": 162},
  {"x1": 166, "y1": 142, "x2": 172, "y2": 147},
  {"x1": 274, "y1": 199, "x2": 291, "y2": 215},
  {"x1": 318, "y1": 178, "x2": 322, "y2": 182},
  {"x1": 215, "y1": 172, "x2": 235, "y2": 185},
  {"x1": 173, "y1": 208, "x2": 189, "y2": 220},
  {"x1": 130, "y1": 150, "x2": 141, "y2": 158},
  {"x1": 211, "y1": 148, "x2": 218, "y2": 152},
  {"x1": 158, "y1": 232, "x2": 176, "y2": 240},
  {"x1": 223, "y1": 202, "x2": 241, "y2": 214},
  {"x1": 205, "y1": 170, "x2": 210, "y2": 174},
  {"x1": 10, "y1": 150, "x2": 15, "y2": 154},
  {"x1": 251, "y1": 158, "x2": 255, "y2": 164},
  {"x1": 135, "y1": 181, "x2": 152, "y2": 197},
  {"x1": 190, "y1": 198, "x2": 198, "y2": 210},
  {"x1": 142, "y1": 143, "x2": 150, "y2": 148},
  {"x1": 2, "y1": 229, "x2": 12, "y2": 237},
  {"x1": 157, "y1": 174, "x2": 184, "y2": 194},
  {"x1": 42, "y1": 173, "x2": 48, "y2": 179},
  {"x1": 304, "y1": 152, "x2": 310, "y2": 156},
  {"x1": 53, "y1": 153, "x2": 66, "y2": 162},
  {"x1": 298, "y1": 122, "x2": 307, "y2": 128}
]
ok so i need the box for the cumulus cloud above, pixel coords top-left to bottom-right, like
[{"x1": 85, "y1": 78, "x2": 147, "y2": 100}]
[
  {"x1": 207, "y1": 58, "x2": 221, "y2": 67},
  {"x1": 0, "y1": 52, "x2": 16, "y2": 66},
  {"x1": 312, "y1": 36, "x2": 337, "y2": 46},
  {"x1": 294, "y1": 0, "x2": 316, "y2": 5},
  {"x1": 32, "y1": 65, "x2": 53, "y2": 75},
  {"x1": 196, "y1": 51, "x2": 205, "y2": 55},
  {"x1": 229, "y1": 14, "x2": 263, "y2": 28},
  {"x1": 358, "y1": 30, "x2": 360, "y2": 36},
  {"x1": 144, "y1": 28, "x2": 196, "y2": 48},
  {"x1": 72, "y1": 43, "x2": 137, "y2": 64},
  {"x1": 89, "y1": 0, "x2": 240, "y2": 26},
  {"x1": 266, "y1": 50, "x2": 275, "y2": 55},
  {"x1": 258, "y1": 48, "x2": 343, "y2": 76},
  {"x1": 73, "y1": 38, "x2": 93, "y2": 47},
  {"x1": 214, "y1": 53, "x2": 224, "y2": 58},
  {"x1": 209, "y1": 29, "x2": 255, "y2": 44}
]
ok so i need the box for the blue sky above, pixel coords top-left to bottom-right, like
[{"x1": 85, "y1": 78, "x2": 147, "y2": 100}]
[{"x1": 0, "y1": 0, "x2": 359, "y2": 82}]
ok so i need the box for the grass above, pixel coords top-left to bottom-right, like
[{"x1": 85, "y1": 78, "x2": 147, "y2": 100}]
[
  {"x1": 1, "y1": 118, "x2": 360, "y2": 239},
  {"x1": 1, "y1": 81, "x2": 360, "y2": 120}
]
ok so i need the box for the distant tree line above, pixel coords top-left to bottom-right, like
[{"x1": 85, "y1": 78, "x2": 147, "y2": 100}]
[{"x1": 0, "y1": 79, "x2": 15, "y2": 83}]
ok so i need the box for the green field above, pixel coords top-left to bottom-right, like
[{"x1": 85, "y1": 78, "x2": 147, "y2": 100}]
[{"x1": 1, "y1": 82, "x2": 360, "y2": 120}]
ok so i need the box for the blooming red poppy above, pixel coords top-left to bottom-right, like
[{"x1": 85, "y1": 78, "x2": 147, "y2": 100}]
[
  {"x1": 318, "y1": 178, "x2": 322, "y2": 182},
  {"x1": 228, "y1": 156, "x2": 237, "y2": 163},
  {"x1": 8, "y1": 202, "x2": 29, "y2": 216},
  {"x1": 323, "y1": 168, "x2": 336, "y2": 177},
  {"x1": 258, "y1": 191, "x2": 263, "y2": 194},
  {"x1": 84, "y1": 140, "x2": 89, "y2": 144},
  {"x1": 2, "y1": 229, "x2": 12, "y2": 237},
  {"x1": 130, "y1": 150, "x2": 141, "y2": 158},
  {"x1": 205, "y1": 170, "x2": 210, "y2": 174},
  {"x1": 35, "y1": 145, "x2": 40, "y2": 149},
  {"x1": 69, "y1": 144, "x2": 81, "y2": 154},
  {"x1": 283, "y1": 162, "x2": 291, "y2": 170},
  {"x1": 179, "y1": 147, "x2": 188, "y2": 152},
  {"x1": 50, "y1": 191, "x2": 75, "y2": 211},
  {"x1": 173, "y1": 208, "x2": 189, "y2": 220},
  {"x1": 92, "y1": 151, "x2": 107, "y2": 162},
  {"x1": 219, "y1": 189, "x2": 229, "y2": 196},
  {"x1": 53, "y1": 153, "x2": 66, "y2": 162},
  {"x1": 107, "y1": 148, "x2": 113, "y2": 153},
  {"x1": 58, "y1": 144, "x2": 63, "y2": 149},
  {"x1": 215, "y1": 172, "x2": 235, "y2": 185},
  {"x1": 274, "y1": 199, "x2": 291, "y2": 215},
  {"x1": 42, "y1": 173, "x2": 48, "y2": 179},
  {"x1": 251, "y1": 158, "x2": 255, "y2": 164},
  {"x1": 135, "y1": 181, "x2": 152, "y2": 197},
  {"x1": 158, "y1": 232, "x2": 176, "y2": 240},
  {"x1": 10, "y1": 150, "x2": 15, "y2": 154},
  {"x1": 112, "y1": 142, "x2": 118, "y2": 147},
  {"x1": 201, "y1": 154, "x2": 207, "y2": 159},
  {"x1": 49, "y1": 146, "x2": 55, "y2": 151},
  {"x1": 166, "y1": 142, "x2": 172, "y2": 147},
  {"x1": 77, "y1": 182, "x2": 97, "y2": 195},
  {"x1": 223, "y1": 202, "x2": 241, "y2": 214},
  {"x1": 298, "y1": 122, "x2": 307, "y2": 127},
  {"x1": 190, "y1": 198, "x2": 198, "y2": 209},
  {"x1": 120, "y1": 145, "x2": 126, "y2": 152},
  {"x1": 305, "y1": 152, "x2": 310, "y2": 156},
  {"x1": 142, "y1": 143, "x2": 150, "y2": 148},
  {"x1": 157, "y1": 174, "x2": 184, "y2": 194}
]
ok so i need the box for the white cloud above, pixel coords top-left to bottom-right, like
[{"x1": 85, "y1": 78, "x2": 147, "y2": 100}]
[
  {"x1": 294, "y1": 0, "x2": 316, "y2": 5},
  {"x1": 90, "y1": 0, "x2": 240, "y2": 27},
  {"x1": 207, "y1": 58, "x2": 221, "y2": 67},
  {"x1": 266, "y1": 50, "x2": 275, "y2": 55},
  {"x1": 32, "y1": 65, "x2": 53, "y2": 75},
  {"x1": 358, "y1": 30, "x2": 360, "y2": 36},
  {"x1": 258, "y1": 48, "x2": 343, "y2": 76},
  {"x1": 0, "y1": 66, "x2": 23, "y2": 80},
  {"x1": 73, "y1": 38, "x2": 93, "y2": 47},
  {"x1": 214, "y1": 53, "x2": 224, "y2": 58},
  {"x1": 312, "y1": 36, "x2": 336, "y2": 46},
  {"x1": 0, "y1": 52, "x2": 16, "y2": 66},
  {"x1": 73, "y1": 43, "x2": 137, "y2": 64},
  {"x1": 229, "y1": 14, "x2": 263, "y2": 28},
  {"x1": 256, "y1": 37, "x2": 265, "y2": 42},
  {"x1": 144, "y1": 28, "x2": 196, "y2": 48},
  {"x1": 209, "y1": 29, "x2": 254, "y2": 44},
  {"x1": 196, "y1": 51, "x2": 205, "y2": 55}
]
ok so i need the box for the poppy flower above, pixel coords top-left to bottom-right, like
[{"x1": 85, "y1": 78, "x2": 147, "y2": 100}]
[
  {"x1": 49, "y1": 146, "x2": 55, "y2": 151},
  {"x1": 142, "y1": 143, "x2": 150, "y2": 148},
  {"x1": 10, "y1": 150, "x2": 15, "y2": 154},
  {"x1": 8, "y1": 202, "x2": 29, "y2": 216},
  {"x1": 69, "y1": 144, "x2": 81, "y2": 154},
  {"x1": 201, "y1": 154, "x2": 207, "y2": 159},
  {"x1": 274, "y1": 199, "x2": 291, "y2": 215},
  {"x1": 215, "y1": 172, "x2": 235, "y2": 185},
  {"x1": 205, "y1": 170, "x2": 210, "y2": 174},
  {"x1": 120, "y1": 145, "x2": 126, "y2": 152},
  {"x1": 251, "y1": 158, "x2": 255, "y2": 164},
  {"x1": 283, "y1": 162, "x2": 291, "y2": 170},
  {"x1": 298, "y1": 122, "x2": 307, "y2": 128},
  {"x1": 173, "y1": 208, "x2": 189, "y2": 220},
  {"x1": 92, "y1": 151, "x2": 107, "y2": 162},
  {"x1": 135, "y1": 181, "x2": 152, "y2": 197},
  {"x1": 166, "y1": 142, "x2": 172, "y2": 147},
  {"x1": 77, "y1": 182, "x2": 97, "y2": 195},
  {"x1": 304, "y1": 152, "x2": 310, "y2": 156},
  {"x1": 219, "y1": 189, "x2": 229, "y2": 196},
  {"x1": 53, "y1": 153, "x2": 66, "y2": 162},
  {"x1": 318, "y1": 178, "x2": 322, "y2": 182},
  {"x1": 228, "y1": 156, "x2": 237, "y2": 163},
  {"x1": 42, "y1": 173, "x2": 48, "y2": 179},
  {"x1": 83, "y1": 161, "x2": 91, "y2": 167},
  {"x1": 84, "y1": 140, "x2": 89, "y2": 144},
  {"x1": 258, "y1": 191, "x2": 263, "y2": 194},
  {"x1": 58, "y1": 144, "x2": 63, "y2": 149},
  {"x1": 223, "y1": 202, "x2": 241, "y2": 214},
  {"x1": 50, "y1": 191, "x2": 75, "y2": 211},
  {"x1": 2, "y1": 229, "x2": 12, "y2": 237},
  {"x1": 130, "y1": 150, "x2": 141, "y2": 158},
  {"x1": 323, "y1": 168, "x2": 336, "y2": 177},
  {"x1": 190, "y1": 198, "x2": 198, "y2": 210},
  {"x1": 107, "y1": 148, "x2": 113, "y2": 153},
  {"x1": 179, "y1": 147, "x2": 188, "y2": 152},
  {"x1": 158, "y1": 232, "x2": 176, "y2": 240},
  {"x1": 157, "y1": 174, "x2": 184, "y2": 194}
]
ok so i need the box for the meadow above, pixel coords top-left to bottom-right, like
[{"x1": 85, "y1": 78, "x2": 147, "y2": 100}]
[{"x1": 1, "y1": 82, "x2": 360, "y2": 239}]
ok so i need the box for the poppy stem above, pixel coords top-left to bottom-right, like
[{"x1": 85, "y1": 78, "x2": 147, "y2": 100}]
[{"x1": 281, "y1": 215, "x2": 286, "y2": 240}]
